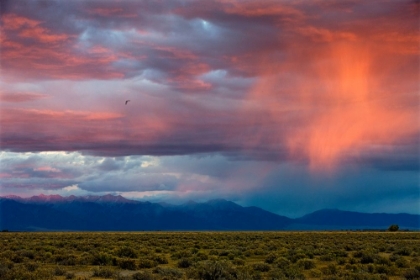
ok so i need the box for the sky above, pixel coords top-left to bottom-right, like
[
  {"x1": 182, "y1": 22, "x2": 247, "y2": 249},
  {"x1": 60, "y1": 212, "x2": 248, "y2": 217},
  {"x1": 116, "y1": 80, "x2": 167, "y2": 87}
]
[{"x1": 0, "y1": 0, "x2": 419, "y2": 217}]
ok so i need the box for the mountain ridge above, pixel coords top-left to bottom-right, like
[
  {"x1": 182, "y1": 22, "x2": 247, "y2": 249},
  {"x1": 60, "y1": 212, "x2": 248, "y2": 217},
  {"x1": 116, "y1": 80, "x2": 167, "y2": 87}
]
[{"x1": 1, "y1": 194, "x2": 419, "y2": 231}]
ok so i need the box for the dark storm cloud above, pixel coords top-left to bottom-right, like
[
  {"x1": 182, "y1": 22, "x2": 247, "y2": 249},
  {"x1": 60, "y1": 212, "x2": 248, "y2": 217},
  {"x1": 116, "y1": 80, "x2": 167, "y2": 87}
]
[{"x1": 238, "y1": 163, "x2": 420, "y2": 217}]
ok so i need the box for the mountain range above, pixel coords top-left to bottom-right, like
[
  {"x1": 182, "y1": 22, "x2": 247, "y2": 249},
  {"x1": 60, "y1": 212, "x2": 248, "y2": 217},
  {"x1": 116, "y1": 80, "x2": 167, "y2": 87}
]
[{"x1": 1, "y1": 194, "x2": 419, "y2": 231}]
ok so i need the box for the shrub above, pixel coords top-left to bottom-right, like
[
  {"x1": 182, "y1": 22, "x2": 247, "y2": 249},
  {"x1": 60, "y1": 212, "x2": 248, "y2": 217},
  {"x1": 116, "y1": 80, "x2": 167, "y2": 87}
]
[
  {"x1": 265, "y1": 253, "x2": 277, "y2": 264},
  {"x1": 25, "y1": 262, "x2": 39, "y2": 272},
  {"x1": 0, "y1": 262, "x2": 12, "y2": 277},
  {"x1": 138, "y1": 258, "x2": 156, "y2": 269},
  {"x1": 177, "y1": 258, "x2": 192, "y2": 268},
  {"x1": 19, "y1": 250, "x2": 35, "y2": 260},
  {"x1": 283, "y1": 265, "x2": 306, "y2": 279},
  {"x1": 235, "y1": 267, "x2": 254, "y2": 280},
  {"x1": 132, "y1": 271, "x2": 156, "y2": 280},
  {"x1": 404, "y1": 268, "x2": 420, "y2": 280},
  {"x1": 375, "y1": 256, "x2": 390, "y2": 266},
  {"x1": 195, "y1": 252, "x2": 209, "y2": 261},
  {"x1": 388, "y1": 225, "x2": 399, "y2": 232},
  {"x1": 153, "y1": 255, "x2": 169, "y2": 264},
  {"x1": 93, "y1": 267, "x2": 115, "y2": 278},
  {"x1": 10, "y1": 254, "x2": 24, "y2": 263},
  {"x1": 227, "y1": 253, "x2": 236, "y2": 260},
  {"x1": 139, "y1": 248, "x2": 153, "y2": 256},
  {"x1": 233, "y1": 259, "x2": 245, "y2": 266},
  {"x1": 360, "y1": 254, "x2": 375, "y2": 264},
  {"x1": 92, "y1": 253, "x2": 113, "y2": 265},
  {"x1": 310, "y1": 269, "x2": 322, "y2": 278},
  {"x1": 334, "y1": 250, "x2": 348, "y2": 258},
  {"x1": 276, "y1": 257, "x2": 290, "y2": 268},
  {"x1": 171, "y1": 250, "x2": 192, "y2": 260},
  {"x1": 389, "y1": 254, "x2": 399, "y2": 262},
  {"x1": 395, "y1": 257, "x2": 409, "y2": 268},
  {"x1": 118, "y1": 258, "x2": 136, "y2": 270},
  {"x1": 53, "y1": 266, "x2": 66, "y2": 276},
  {"x1": 219, "y1": 250, "x2": 230, "y2": 257},
  {"x1": 31, "y1": 267, "x2": 55, "y2": 279},
  {"x1": 375, "y1": 265, "x2": 390, "y2": 274},
  {"x1": 153, "y1": 266, "x2": 183, "y2": 279},
  {"x1": 345, "y1": 264, "x2": 358, "y2": 272},
  {"x1": 268, "y1": 269, "x2": 286, "y2": 279},
  {"x1": 322, "y1": 264, "x2": 338, "y2": 275},
  {"x1": 254, "y1": 249, "x2": 265, "y2": 255},
  {"x1": 253, "y1": 262, "x2": 270, "y2": 272},
  {"x1": 290, "y1": 253, "x2": 307, "y2": 263},
  {"x1": 396, "y1": 247, "x2": 411, "y2": 256},
  {"x1": 118, "y1": 247, "x2": 138, "y2": 258},
  {"x1": 65, "y1": 271, "x2": 75, "y2": 279},
  {"x1": 387, "y1": 265, "x2": 399, "y2": 276},
  {"x1": 188, "y1": 260, "x2": 236, "y2": 280},
  {"x1": 337, "y1": 258, "x2": 346, "y2": 265},
  {"x1": 297, "y1": 259, "x2": 315, "y2": 270},
  {"x1": 114, "y1": 272, "x2": 132, "y2": 280},
  {"x1": 320, "y1": 255, "x2": 333, "y2": 262},
  {"x1": 55, "y1": 254, "x2": 77, "y2": 266},
  {"x1": 209, "y1": 249, "x2": 218, "y2": 256}
]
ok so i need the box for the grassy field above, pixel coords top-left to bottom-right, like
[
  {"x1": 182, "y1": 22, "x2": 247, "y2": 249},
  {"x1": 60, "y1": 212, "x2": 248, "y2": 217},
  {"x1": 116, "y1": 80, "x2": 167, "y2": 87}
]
[{"x1": 0, "y1": 231, "x2": 419, "y2": 279}]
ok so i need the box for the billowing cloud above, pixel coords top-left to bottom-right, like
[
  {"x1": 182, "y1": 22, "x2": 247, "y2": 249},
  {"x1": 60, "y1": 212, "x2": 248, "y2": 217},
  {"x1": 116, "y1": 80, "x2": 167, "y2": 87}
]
[{"x1": 0, "y1": 0, "x2": 418, "y2": 215}]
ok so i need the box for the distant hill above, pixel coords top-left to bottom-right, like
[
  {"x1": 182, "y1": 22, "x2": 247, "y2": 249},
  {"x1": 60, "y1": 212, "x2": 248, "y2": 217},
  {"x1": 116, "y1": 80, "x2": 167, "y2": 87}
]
[
  {"x1": 0, "y1": 195, "x2": 418, "y2": 231},
  {"x1": 292, "y1": 209, "x2": 420, "y2": 230}
]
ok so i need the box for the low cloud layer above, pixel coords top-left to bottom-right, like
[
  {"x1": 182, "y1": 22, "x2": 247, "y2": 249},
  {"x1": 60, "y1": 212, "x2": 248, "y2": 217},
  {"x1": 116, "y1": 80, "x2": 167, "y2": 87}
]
[{"x1": 0, "y1": 0, "x2": 418, "y2": 215}]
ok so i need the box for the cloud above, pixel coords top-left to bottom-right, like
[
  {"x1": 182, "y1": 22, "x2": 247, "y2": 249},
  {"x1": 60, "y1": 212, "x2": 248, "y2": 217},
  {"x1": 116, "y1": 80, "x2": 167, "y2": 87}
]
[
  {"x1": 0, "y1": 149, "x2": 418, "y2": 215},
  {"x1": 0, "y1": 92, "x2": 48, "y2": 102},
  {"x1": 0, "y1": 0, "x2": 418, "y2": 214},
  {"x1": 63, "y1": 184, "x2": 80, "y2": 192},
  {"x1": 0, "y1": 11, "x2": 124, "y2": 80},
  {"x1": 1, "y1": 1, "x2": 416, "y2": 162}
]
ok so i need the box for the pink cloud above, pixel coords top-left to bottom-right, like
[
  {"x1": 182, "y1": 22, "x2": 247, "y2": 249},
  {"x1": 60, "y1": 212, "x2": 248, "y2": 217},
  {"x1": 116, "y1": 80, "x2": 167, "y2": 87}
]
[
  {"x1": 0, "y1": 92, "x2": 48, "y2": 102},
  {"x1": 1, "y1": 13, "x2": 39, "y2": 29},
  {"x1": 0, "y1": 14, "x2": 125, "y2": 80}
]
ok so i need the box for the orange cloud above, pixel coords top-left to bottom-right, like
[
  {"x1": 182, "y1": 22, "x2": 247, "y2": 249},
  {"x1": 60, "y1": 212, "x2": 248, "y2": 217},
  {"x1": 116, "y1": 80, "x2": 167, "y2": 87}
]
[{"x1": 245, "y1": 41, "x2": 419, "y2": 172}]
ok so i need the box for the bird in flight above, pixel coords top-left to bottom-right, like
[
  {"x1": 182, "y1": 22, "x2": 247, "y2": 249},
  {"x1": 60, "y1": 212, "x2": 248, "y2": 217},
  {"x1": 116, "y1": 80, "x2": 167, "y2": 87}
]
[{"x1": 125, "y1": 100, "x2": 130, "y2": 105}]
